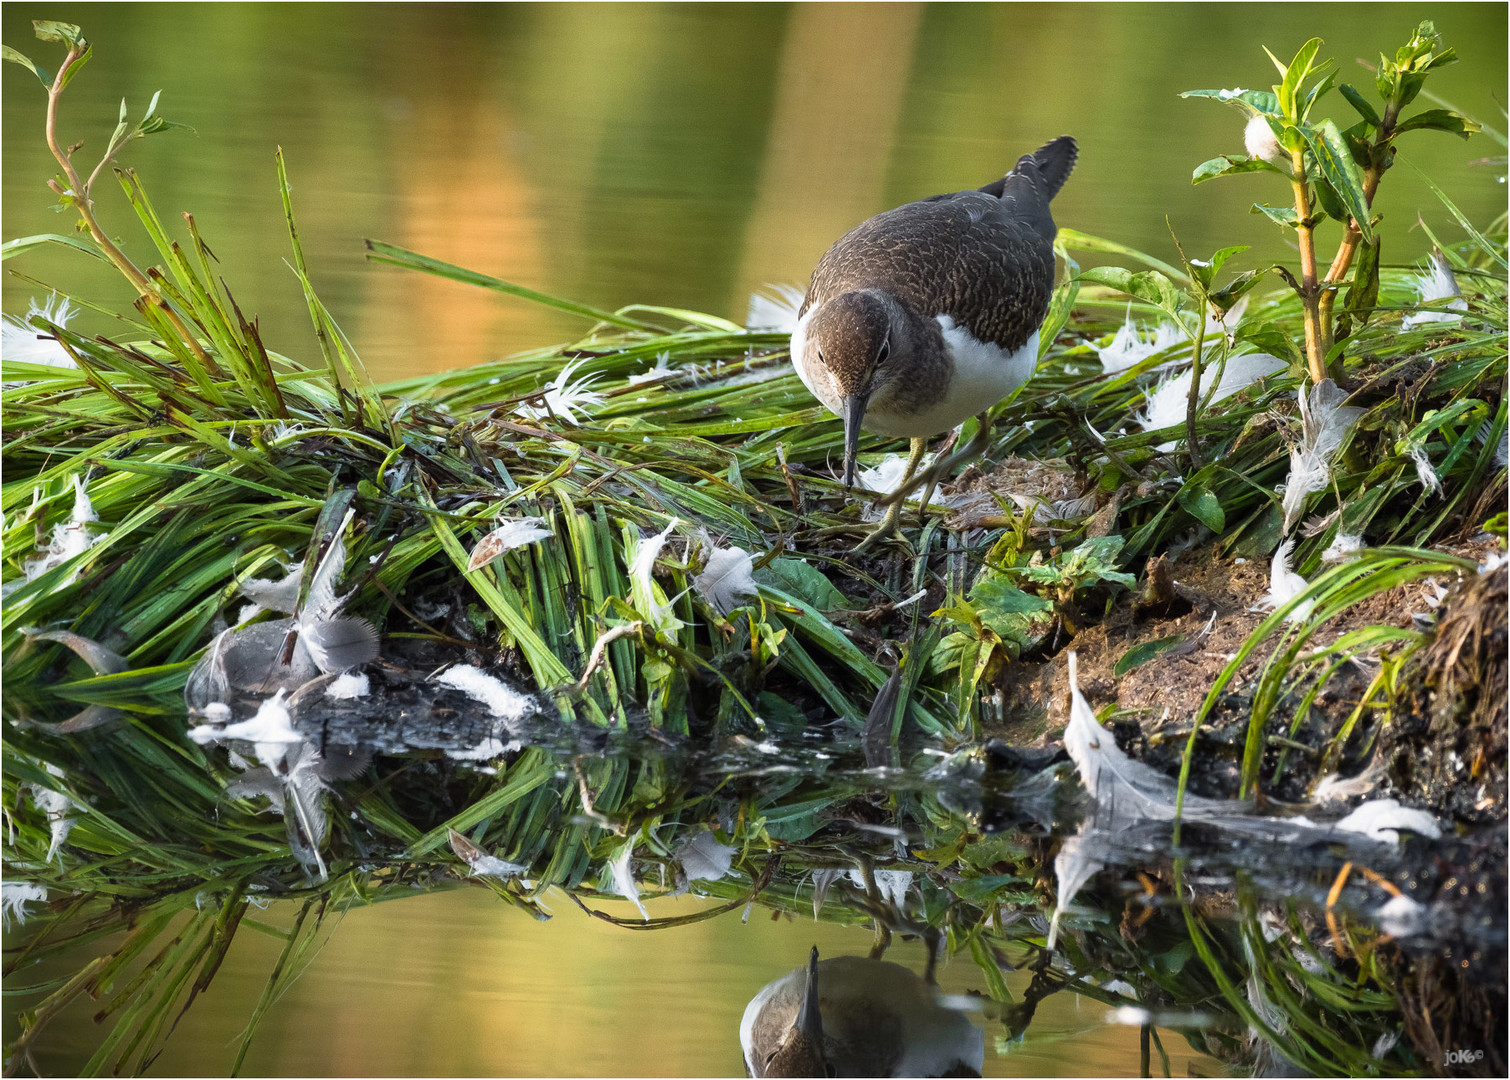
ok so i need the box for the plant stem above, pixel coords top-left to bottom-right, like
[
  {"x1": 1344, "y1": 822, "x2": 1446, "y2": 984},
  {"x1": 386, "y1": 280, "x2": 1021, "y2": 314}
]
[
  {"x1": 43, "y1": 45, "x2": 218, "y2": 374},
  {"x1": 1289, "y1": 146, "x2": 1328, "y2": 384},
  {"x1": 1316, "y1": 103, "x2": 1399, "y2": 357},
  {"x1": 1185, "y1": 312, "x2": 1207, "y2": 469}
]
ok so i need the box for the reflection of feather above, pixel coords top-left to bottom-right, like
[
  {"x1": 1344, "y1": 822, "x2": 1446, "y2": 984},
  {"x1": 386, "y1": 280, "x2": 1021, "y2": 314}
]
[
  {"x1": 609, "y1": 841, "x2": 648, "y2": 920},
  {"x1": 1047, "y1": 653, "x2": 1442, "y2": 950},
  {"x1": 1280, "y1": 379, "x2": 1364, "y2": 533},
  {"x1": 677, "y1": 830, "x2": 736, "y2": 882},
  {"x1": 280, "y1": 742, "x2": 329, "y2": 882},
  {"x1": 846, "y1": 869, "x2": 912, "y2": 908},
  {"x1": 809, "y1": 868, "x2": 842, "y2": 920},
  {"x1": 449, "y1": 828, "x2": 527, "y2": 879},
  {"x1": 434, "y1": 663, "x2": 537, "y2": 727}
]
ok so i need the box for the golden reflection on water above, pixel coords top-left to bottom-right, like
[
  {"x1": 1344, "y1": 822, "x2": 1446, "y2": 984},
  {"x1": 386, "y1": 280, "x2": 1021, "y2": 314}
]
[
  {"x1": 2, "y1": 3, "x2": 1504, "y2": 382},
  {"x1": 18, "y1": 888, "x2": 1217, "y2": 1077}
]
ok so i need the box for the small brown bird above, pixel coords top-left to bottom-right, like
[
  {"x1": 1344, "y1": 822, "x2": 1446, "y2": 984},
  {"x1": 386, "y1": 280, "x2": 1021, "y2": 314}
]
[
  {"x1": 791, "y1": 136, "x2": 1077, "y2": 544},
  {"x1": 740, "y1": 947, "x2": 985, "y2": 1077}
]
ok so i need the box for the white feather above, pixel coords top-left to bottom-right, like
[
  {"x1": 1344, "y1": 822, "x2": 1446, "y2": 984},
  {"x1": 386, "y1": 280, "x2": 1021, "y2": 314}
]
[
  {"x1": 1138, "y1": 352, "x2": 1284, "y2": 451},
  {"x1": 1280, "y1": 379, "x2": 1364, "y2": 533},
  {"x1": 517, "y1": 357, "x2": 604, "y2": 424},
  {"x1": 630, "y1": 519, "x2": 682, "y2": 631},
  {"x1": 1097, "y1": 313, "x2": 1185, "y2": 374},
  {"x1": 1, "y1": 882, "x2": 48, "y2": 930},
  {"x1": 1256, "y1": 538, "x2": 1313, "y2": 622},
  {"x1": 693, "y1": 543, "x2": 758, "y2": 615},
  {"x1": 1401, "y1": 251, "x2": 1466, "y2": 329},
  {"x1": 745, "y1": 284, "x2": 804, "y2": 333},
  {"x1": 677, "y1": 830, "x2": 736, "y2": 882},
  {"x1": 1, "y1": 294, "x2": 78, "y2": 370},
  {"x1": 1408, "y1": 444, "x2": 1443, "y2": 496}
]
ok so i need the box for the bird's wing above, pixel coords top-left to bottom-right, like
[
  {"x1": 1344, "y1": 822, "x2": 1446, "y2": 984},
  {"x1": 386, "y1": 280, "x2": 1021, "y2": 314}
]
[{"x1": 803, "y1": 192, "x2": 1056, "y2": 353}]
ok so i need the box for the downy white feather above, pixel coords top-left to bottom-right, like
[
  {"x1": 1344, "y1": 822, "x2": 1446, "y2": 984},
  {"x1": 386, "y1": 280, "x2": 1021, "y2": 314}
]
[
  {"x1": 1138, "y1": 352, "x2": 1285, "y2": 451},
  {"x1": 1279, "y1": 379, "x2": 1364, "y2": 533}
]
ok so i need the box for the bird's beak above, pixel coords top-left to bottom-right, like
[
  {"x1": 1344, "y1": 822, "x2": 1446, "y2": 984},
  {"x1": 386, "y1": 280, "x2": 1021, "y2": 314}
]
[
  {"x1": 841, "y1": 394, "x2": 868, "y2": 488},
  {"x1": 796, "y1": 946, "x2": 823, "y2": 1044}
]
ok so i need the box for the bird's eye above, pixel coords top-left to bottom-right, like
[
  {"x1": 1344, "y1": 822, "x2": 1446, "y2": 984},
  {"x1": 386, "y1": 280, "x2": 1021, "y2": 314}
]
[
  {"x1": 877, "y1": 338, "x2": 890, "y2": 364},
  {"x1": 765, "y1": 1051, "x2": 778, "y2": 1066}
]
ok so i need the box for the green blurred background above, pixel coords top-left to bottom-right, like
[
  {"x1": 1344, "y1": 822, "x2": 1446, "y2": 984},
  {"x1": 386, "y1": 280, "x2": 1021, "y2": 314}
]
[{"x1": 3, "y1": 3, "x2": 1504, "y2": 382}]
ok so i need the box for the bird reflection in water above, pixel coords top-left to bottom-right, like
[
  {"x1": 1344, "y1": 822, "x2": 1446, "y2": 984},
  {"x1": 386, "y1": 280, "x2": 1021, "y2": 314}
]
[{"x1": 740, "y1": 941, "x2": 985, "y2": 1077}]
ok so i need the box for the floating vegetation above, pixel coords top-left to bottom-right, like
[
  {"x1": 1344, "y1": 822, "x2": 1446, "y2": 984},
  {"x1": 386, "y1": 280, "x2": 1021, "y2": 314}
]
[{"x1": 3, "y1": 18, "x2": 1506, "y2": 1079}]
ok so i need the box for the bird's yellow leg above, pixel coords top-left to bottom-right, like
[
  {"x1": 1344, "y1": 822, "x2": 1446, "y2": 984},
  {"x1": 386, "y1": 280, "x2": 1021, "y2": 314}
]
[{"x1": 852, "y1": 437, "x2": 927, "y2": 554}]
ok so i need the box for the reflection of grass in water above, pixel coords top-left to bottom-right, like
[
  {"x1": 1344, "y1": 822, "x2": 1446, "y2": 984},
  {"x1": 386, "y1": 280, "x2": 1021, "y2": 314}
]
[{"x1": 3, "y1": 22, "x2": 1505, "y2": 1079}]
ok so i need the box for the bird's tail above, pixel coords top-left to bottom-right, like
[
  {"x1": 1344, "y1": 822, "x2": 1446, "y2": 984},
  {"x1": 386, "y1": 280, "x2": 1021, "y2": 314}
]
[
  {"x1": 1024, "y1": 135, "x2": 1078, "y2": 200},
  {"x1": 979, "y1": 135, "x2": 1078, "y2": 202}
]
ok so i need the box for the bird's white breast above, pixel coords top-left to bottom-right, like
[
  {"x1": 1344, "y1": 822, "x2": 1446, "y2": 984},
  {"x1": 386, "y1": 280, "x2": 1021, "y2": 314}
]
[{"x1": 865, "y1": 316, "x2": 1037, "y2": 438}]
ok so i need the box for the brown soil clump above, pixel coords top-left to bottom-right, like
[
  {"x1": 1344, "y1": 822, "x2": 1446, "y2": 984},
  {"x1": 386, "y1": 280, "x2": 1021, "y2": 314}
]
[{"x1": 1383, "y1": 559, "x2": 1508, "y2": 825}]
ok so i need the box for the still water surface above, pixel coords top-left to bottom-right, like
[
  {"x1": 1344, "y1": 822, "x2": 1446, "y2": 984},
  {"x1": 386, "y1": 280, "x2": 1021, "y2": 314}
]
[
  {"x1": 3, "y1": 3, "x2": 1505, "y2": 382},
  {"x1": 14, "y1": 889, "x2": 1216, "y2": 1077}
]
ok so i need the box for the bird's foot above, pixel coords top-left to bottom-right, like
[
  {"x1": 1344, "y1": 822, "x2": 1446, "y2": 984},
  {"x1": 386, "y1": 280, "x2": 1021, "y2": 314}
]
[{"x1": 851, "y1": 501, "x2": 912, "y2": 555}]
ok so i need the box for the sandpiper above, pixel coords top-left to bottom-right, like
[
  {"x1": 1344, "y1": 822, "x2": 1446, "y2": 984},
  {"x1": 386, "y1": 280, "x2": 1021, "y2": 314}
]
[
  {"x1": 740, "y1": 946, "x2": 985, "y2": 1077},
  {"x1": 792, "y1": 135, "x2": 1077, "y2": 545}
]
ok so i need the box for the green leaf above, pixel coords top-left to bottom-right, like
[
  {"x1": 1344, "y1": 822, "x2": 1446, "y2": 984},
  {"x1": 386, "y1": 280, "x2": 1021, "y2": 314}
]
[
  {"x1": 1179, "y1": 88, "x2": 1279, "y2": 117},
  {"x1": 1191, "y1": 155, "x2": 1287, "y2": 184},
  {"x1": 1336, "y1": 238, "x2": 1380, "y2": 341},
  {"x1": 32, "y1": 20, "x2": 86, "y2": 48},
  {"x1": 1113, "y1": 634, "x2": 1192, "y2": 678},
  {"x1": 1301, "y1": 70, "x2": 1338, "y2": 122},
  {"x1": 2, "y1": 44, "x2": 51, "y2": 86},
  {"x1": 1076, "y1": 266, "x2": 1183, "y2": 318},
  {"x1": 757, "y1": 558, "x2": 846, "y2": 611},
  {"x1": 1208, "y1": 265, "x2": 1281, "y2": 312},
  {"x1": 969, "y1": 574, "x2": 1053, "y2": 616},
  {"x1": 1058, "y1": 228, "x2": 1188, "y2": 283},
  {"x1": 365, "y1": 239, "x2": 659, "y2": 331},
  {"x1": 1311, "y1": 176, "x2": 1348, "y2": 223},
  {"x1": 0, "y1": 233, "x2": 111, "y2": 263},
  {"x1": 1177, "y1": 483, "x2": 1225, "y2": 532},
  {"x1": 1300, "y1": 120, "x2": 1374, "y2": 242},
  {"x1": 1403, "y1": 157, "x2": 1507, "y2": 269},
  {"x1": 1278, "y1": 38, "x2": 1324, "y2": 120},
  {"x1": 1204, "y1": 245, "x2": 1250, "y2": 282},
  {"x1": 1236, "y1": 321, "x2": 1304, "y2": 368},
  {"x1": 1338, "y1": 84, "x2": 1380, "y2": 127},
  {"x1": 1251, "y1": 203, "x2": 1299, "y2": 227},
  {"x1": 1393, "y1": 109, "x2": 1481, "y2": 139}
]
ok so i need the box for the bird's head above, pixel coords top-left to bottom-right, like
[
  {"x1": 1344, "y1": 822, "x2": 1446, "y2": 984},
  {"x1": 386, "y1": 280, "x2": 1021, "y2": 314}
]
[
  {"x1": 805, "y1": 290, "x2": 911, "y2": 487},
  {"x1": 758, "y1": 947, "x2": 830, "y2": 1078}
]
